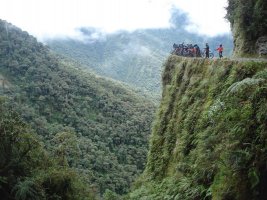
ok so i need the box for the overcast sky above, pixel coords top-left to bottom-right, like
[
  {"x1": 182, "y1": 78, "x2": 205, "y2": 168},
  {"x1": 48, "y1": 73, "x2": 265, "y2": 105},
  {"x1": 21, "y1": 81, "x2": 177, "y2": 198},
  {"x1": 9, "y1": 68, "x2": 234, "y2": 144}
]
[{"x1": 0, "y1": 0, "x2": 230, "y2": 40}]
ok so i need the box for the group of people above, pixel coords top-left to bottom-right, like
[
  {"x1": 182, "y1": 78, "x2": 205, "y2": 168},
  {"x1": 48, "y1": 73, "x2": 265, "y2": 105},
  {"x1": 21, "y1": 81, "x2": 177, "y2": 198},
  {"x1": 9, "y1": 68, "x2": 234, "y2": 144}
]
[
  {"x1": 172, "y1": 43, "x2": 202, "y2": 57},
  {"x1": 205, "y1": 43, "x2": 223, "y2": 58},
  {"x1": 172, "y1": 42, "x2": 224, "y2": 58}
]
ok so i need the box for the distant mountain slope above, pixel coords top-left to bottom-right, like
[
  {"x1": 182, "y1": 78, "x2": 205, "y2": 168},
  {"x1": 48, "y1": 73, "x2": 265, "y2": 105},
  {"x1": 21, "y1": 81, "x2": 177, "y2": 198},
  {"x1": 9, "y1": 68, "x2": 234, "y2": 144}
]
[
  {"x1": 46, "y1": 11, "x2": 233, "y2": 98},
  {"x1": 46, "y1": 31, "x2": 166, "y2": 98},
  {"x1": 0, "y1": 19, "x2": 156, "y2": 196}
]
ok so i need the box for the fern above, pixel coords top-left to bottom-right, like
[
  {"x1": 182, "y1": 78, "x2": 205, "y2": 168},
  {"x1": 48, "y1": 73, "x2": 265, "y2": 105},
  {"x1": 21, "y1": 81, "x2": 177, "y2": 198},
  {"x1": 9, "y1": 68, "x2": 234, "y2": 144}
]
[
  {"x1": 12, "y1": 179, "x2": 44, "y2": 200},
  {"x1": 254, "y1": 69, "x2": 267, "y2": 79},
  {"x1": 208, "y1": 99, "x2": 225, "y2": 122},
  {"x1": 0, "y1": 176, "x2": 7, "y2": 189},
  {"x1": 248, "y1": 168, "x2": 260, "y2": 189},
  {"x1": 226, "y1": 78, "x2": 265, "y2": 94}
]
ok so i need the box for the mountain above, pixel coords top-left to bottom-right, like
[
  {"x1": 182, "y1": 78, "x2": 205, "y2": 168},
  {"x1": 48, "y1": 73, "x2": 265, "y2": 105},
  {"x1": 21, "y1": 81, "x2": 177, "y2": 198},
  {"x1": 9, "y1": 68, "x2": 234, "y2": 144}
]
[
  {"x1": 129, "y1": 56, "x2": 267, "y2": 200},
  {"x1": 0, "y1": 19, "x2": 156, "y2": 197},
  {"x1": 46, "y1": 31, "x2": 166, "y2": 99},
  {"x1": 128, "y1": 3, "x2": 267, "y2": 199},
  {"x1": 226, "y1": 0, "x2": 267, "y2": 57},
  {"x1": 46, "y1": 10, "x2": 234, "y2": 99}
]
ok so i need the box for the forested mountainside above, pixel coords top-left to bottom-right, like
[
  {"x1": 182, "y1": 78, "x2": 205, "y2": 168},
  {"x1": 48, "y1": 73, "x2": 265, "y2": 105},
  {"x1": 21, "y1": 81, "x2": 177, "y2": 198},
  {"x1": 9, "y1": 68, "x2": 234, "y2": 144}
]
[
  {"x1": 129, "y1": 56, "x2": 267, "y2": 200},
  {"x1": 46, "y1": 10, "x2": 233, "y2": 99},
  {"x1": 0, "y1": 19, "x2": 156, "y2": 198},
  {"x1": 0, "y1": 99, "x2": 96, "y2": 199},
  {"x1": 226, "y1": 0, "x2": 267, "y2": 57}
]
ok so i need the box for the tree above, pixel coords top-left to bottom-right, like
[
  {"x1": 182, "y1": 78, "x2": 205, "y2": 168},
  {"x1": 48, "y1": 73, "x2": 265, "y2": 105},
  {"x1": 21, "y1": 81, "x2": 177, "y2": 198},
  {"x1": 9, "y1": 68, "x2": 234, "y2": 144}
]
[{"x1": 51, "y1": 131, "x2": 80, "y2": 167}]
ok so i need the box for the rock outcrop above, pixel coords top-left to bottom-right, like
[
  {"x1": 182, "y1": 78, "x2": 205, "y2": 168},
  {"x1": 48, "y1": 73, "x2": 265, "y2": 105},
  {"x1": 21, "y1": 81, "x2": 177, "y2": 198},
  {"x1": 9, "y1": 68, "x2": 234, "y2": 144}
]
[
  {"x1": 256, "y1": 36, "x2": 267, "y2": 56},
  {"x1": 227, "y1": 0, "x2": 267, "y2": 57}
]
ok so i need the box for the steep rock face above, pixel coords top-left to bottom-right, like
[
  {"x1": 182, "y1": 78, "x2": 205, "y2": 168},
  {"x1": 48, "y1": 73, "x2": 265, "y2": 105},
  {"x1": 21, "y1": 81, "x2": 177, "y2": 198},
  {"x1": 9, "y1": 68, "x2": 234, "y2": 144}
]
[
  {"x1": 226, "y1": 0, "x2": 267, "y2": 57},
  {"x1": 256, "y1": 36, "x2": 267, "y2": 56},
  {"x1": 129, "y1": 56, "x2": 267, "y2": 200}
]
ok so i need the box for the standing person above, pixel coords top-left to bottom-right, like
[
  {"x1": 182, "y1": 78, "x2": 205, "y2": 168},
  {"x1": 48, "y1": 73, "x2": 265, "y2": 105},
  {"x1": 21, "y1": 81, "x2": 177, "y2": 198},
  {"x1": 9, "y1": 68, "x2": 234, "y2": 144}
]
[
  {"x1": 205, "y1": 43, "x2": 210, "y2": 58},
  {"x1": 216, "y1": 44, "x2": 223, "y2": 58},
  {"x1": 193, "y1": 44, "x2": 201, "y2": 57}
]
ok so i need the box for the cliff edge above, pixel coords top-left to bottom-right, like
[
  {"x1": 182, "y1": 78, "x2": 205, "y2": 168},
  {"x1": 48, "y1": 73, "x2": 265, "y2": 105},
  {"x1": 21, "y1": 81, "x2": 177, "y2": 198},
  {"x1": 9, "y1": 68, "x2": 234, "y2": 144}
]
[{"x1": 129, "y1": 56, "x2": 267, "y2": 200}]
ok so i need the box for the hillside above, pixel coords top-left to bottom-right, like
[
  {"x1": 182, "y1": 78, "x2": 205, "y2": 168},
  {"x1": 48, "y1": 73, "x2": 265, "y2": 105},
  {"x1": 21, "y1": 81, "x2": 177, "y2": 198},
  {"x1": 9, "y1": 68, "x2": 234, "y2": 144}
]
[
  {"x1": 128, "y1": 56, "x2": 267, "y2": 200},
  {"x1": 0, "y1": 19, "x2": 156, "y2": 196},
  {"x1": 0, "y1": 98, "x2": 96, "y2": 199},
  {"x1": 46, "y1": 31, "x2": 166, "y2": 99},
  {"x1": 46, "y1": 10, "x2": 233, "y2": 98}
]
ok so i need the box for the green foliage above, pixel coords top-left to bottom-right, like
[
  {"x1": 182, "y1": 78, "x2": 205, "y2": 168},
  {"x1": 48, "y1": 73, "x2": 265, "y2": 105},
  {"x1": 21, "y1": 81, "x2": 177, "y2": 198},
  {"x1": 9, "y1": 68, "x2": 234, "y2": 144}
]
[
  {"x1": 226, "y1": 0, "x2": 267, "y2": 56},
  {"x1": 51, "y1": 132, "x2": 80, "y2": 167},
  {"x1": 0, "y1": 98, "x2": 96, "y2": 199},
  {"x1": 103, "y1": 189, "x2": 120, "y2": 200},
  {"x1": 0, "y1": 19, "x2": 156, "y2": 196},
  {"x1": 12, "y1": 179, "x2": 44, "y2": 200},
  {"x1": 129, "y1": 56, "x2": 267, "y2": 199}
]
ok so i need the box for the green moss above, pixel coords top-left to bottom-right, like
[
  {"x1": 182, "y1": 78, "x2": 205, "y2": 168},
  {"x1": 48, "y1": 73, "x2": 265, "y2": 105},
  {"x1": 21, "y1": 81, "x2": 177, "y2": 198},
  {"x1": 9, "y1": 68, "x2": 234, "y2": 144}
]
[
  {"x1": 226, "y1": 0, "x2": 267, "y2": 57},
  {"x1": 129, "y1": 57, "x2": 267, "y2": 199}
]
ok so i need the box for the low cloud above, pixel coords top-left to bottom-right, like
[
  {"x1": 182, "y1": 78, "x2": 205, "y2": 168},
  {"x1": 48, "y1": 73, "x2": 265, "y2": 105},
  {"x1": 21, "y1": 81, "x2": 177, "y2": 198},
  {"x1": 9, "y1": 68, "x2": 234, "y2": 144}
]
[
  {"x1": 0, "y1": 0, "x2": 230, "y2": 41},
  {"x1": 171, "y1": 0, "x2": 230, "y2": 36},
  {"x1": 122, "y1": 42, "x2": 152, "y2": 57}
]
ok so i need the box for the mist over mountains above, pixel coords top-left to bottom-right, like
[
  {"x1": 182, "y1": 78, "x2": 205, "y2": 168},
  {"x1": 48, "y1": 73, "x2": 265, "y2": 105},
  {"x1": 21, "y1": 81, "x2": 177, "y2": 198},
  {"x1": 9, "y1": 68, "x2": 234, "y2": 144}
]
[
  {"x1": 0, "y1": 19, "x2": 156, "y2": 198},
  {"x1": 1, "y1": 0, "x2": 267, "y2": 199},
  {"x1": 46, "y1": 9, "x2": 233, "y2": 99}
]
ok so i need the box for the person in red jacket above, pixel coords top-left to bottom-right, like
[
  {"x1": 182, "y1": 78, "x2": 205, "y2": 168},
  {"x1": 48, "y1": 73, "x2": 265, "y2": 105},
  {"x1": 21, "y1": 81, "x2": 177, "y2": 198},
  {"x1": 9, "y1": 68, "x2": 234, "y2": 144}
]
[{"x1": 216, "y1": 44, "x2": 223, "y2": 58}]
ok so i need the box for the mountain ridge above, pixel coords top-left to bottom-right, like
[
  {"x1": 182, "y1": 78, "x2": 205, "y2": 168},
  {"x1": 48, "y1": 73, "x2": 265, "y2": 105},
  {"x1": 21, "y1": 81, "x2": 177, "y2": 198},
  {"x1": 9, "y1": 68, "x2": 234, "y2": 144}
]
[
  {"x1": 0, "y1": 19, "x2": 156, "y2": 197},
  {"x1": 46, "y1": 10, "x2": 233, "y2": 99}
]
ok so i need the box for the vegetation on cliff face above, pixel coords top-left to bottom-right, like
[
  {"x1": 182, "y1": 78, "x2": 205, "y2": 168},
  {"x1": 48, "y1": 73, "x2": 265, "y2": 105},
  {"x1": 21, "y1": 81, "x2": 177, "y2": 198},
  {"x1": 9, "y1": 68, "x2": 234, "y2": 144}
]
[
  {"x1": 129, "y1": 56, "x2": 267, "y2": 200},
  {"x1": 0, "y1": 19, "x2": 156, "y2": 197},
  {"x1": 226, "y1": 0, "x2": 267, "y2": 57}
]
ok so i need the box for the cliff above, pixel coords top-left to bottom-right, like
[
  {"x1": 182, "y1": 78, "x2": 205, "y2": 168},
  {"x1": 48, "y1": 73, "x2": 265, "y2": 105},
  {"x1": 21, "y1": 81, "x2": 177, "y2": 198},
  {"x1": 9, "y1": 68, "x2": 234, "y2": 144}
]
[
  {"x1": 129, "y1": 56, "x2": 267, "y2": 200},
  {"x1": 226, "y1": 0, "x2": 267, "y2": 57}
]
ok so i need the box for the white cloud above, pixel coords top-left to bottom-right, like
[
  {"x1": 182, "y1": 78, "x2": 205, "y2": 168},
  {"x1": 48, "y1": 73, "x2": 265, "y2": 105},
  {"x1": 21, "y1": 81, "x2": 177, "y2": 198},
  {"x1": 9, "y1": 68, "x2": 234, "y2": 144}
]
[
  {"x1": 171, "y1": 0, "x2": 230, "y2": 36},
  {"x1": 0, "y1": 0, "x2": 230, "y2": 40}
]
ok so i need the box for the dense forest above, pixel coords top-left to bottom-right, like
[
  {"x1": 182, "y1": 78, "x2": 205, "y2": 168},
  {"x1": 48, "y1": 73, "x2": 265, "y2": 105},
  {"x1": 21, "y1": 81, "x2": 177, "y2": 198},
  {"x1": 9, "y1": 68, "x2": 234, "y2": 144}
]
[
  {"x1": 1, "y1": 1, "x2": 267, "y2": 199},
  {"x1": 0, "y1": 19, "x2": 156, "y2": 198},
  {"x1": 46, "y1": 9, "x2": 233, "y2": 99},
  {"x1": 0, "y1": 98, "x2": 96, "y2": 199}
]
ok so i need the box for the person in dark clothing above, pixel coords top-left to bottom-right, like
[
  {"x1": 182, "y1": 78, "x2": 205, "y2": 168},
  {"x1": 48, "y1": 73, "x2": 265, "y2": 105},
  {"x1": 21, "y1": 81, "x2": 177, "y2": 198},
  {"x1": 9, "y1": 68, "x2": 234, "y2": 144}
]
[
  {"x1": 193, "y1": 44, "x2": 201, "y2": 57},
  {"x1": 205, "y1": 43, "x2": 209, "y2": 58}
]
